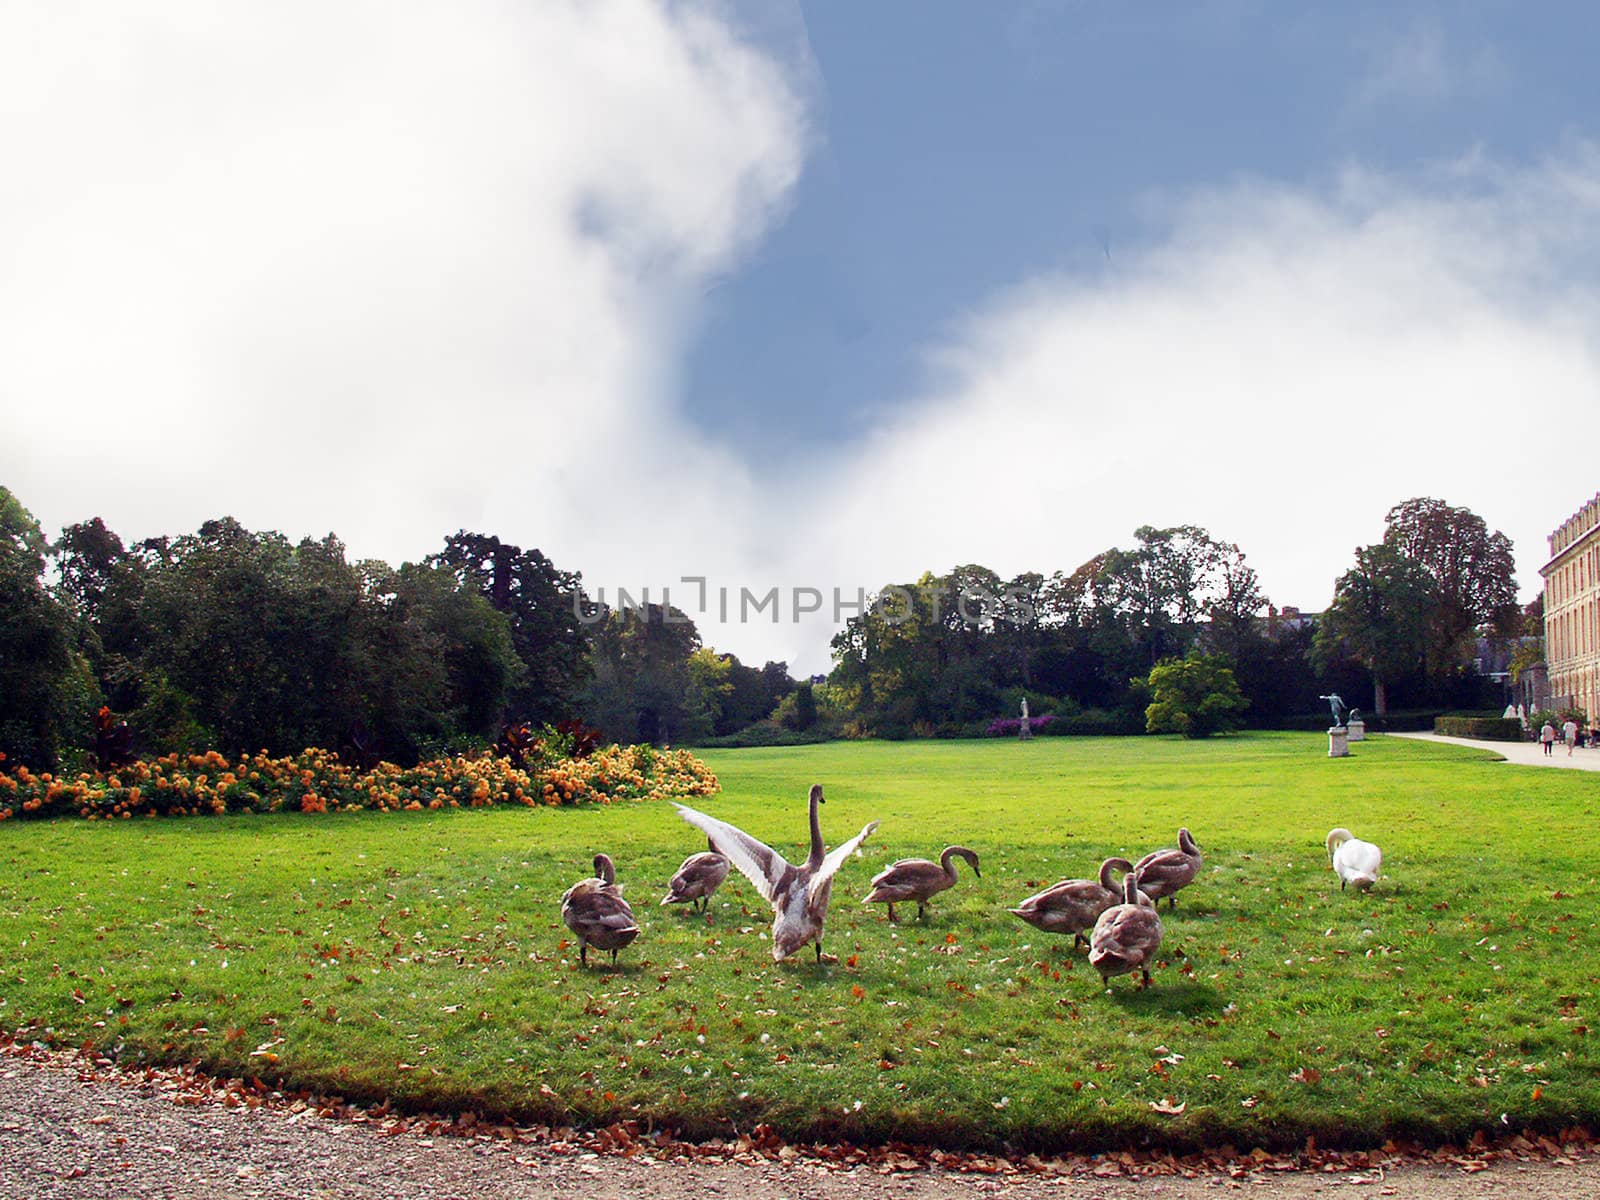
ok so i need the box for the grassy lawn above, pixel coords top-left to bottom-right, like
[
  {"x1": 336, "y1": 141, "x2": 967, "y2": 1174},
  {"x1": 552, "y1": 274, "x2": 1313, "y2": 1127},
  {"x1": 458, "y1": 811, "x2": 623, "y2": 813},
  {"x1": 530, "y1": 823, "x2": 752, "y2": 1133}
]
[{"x1": 2, "y1": 733, "x2": 1597, "y2": 1152}]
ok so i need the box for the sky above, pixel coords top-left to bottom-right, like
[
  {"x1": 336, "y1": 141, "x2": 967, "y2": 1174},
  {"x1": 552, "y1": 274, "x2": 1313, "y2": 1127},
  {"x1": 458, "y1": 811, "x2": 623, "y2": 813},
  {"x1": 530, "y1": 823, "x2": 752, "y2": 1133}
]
[{"x1": 4, "y1": 1, "x2": 1600, "y2": 674}]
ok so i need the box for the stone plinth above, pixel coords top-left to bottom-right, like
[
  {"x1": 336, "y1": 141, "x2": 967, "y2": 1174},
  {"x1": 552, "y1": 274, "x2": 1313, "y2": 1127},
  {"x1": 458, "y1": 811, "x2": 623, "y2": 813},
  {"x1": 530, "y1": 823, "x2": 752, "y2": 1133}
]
[
  {"x1": 1328, "y1": 726, "x2": 1350, "y2": 757},
  {"x1": 1347, "y1": 719, "x2": 1366, "y2": 742}
]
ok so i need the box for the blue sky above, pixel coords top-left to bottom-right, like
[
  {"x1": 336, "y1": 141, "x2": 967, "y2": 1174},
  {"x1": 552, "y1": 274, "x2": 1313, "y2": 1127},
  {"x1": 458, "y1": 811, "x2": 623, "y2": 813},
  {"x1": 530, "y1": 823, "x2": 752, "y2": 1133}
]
[
  {"x1": 3, "y1": 2, "x2": 1599, "y2": 672},
  {"x1": 687, "y1": 2, "x2": 1597, "y2": 459}
]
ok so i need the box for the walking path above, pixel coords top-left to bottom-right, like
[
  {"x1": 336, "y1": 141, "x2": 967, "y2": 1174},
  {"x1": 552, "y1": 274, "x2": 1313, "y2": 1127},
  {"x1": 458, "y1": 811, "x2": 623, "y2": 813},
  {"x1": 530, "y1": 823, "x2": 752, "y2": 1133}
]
[
  {"x1": 4, "y1": 1048, "x2": 1598, "y2": 1200},
  {"x1": 1389, "y1": 731, "x2": 1600, "y2": 772}
]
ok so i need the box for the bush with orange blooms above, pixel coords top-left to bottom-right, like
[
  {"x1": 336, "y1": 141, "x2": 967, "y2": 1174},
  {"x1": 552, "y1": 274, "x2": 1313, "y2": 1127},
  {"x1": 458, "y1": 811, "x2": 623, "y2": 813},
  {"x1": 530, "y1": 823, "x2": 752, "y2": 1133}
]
[{"x1": 0, "y1": 743, "x2": 717, "y2": 823}]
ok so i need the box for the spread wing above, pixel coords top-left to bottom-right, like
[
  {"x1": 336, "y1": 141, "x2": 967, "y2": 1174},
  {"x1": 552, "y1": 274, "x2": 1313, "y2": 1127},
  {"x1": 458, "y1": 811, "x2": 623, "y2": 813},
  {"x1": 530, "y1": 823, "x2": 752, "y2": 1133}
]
[
  {"x1": 807, "y1": 820, "x2": 880, "y2": 903},
  {"x1": 673, "y1": 803, "x2": 789, "y2": 905}
]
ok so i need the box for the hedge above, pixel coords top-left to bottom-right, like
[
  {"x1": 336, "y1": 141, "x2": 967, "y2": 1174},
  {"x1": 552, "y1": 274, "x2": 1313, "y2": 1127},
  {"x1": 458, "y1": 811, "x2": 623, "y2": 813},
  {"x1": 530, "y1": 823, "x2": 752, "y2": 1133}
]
[
  {"x1": 1270, "y1": 710, "x2": 1444, "y2": 733},
  {"x1": 1432, "y1": 716, "x2": 1524, "y2": 742}
]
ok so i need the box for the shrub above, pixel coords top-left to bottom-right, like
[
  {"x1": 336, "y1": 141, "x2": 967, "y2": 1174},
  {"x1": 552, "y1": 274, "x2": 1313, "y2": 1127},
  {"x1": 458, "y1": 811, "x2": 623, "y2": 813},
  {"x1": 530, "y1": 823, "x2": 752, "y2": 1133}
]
[
  {"x1": 1144, "y1": 655, "x2": 1249, "y2": 738},
  {"x1": 1528, "y1": 709, "x2": 1560, "y2": 736},
  {"x1": 1433, "y1": 716, "x2": 1523, "y2": 741},
  {"x1": 1036, "y1": 707, "x2": 1144, "y2": 736},
  {"x1": 691, "y1": 723, "x2": 835, "y2": 749}
]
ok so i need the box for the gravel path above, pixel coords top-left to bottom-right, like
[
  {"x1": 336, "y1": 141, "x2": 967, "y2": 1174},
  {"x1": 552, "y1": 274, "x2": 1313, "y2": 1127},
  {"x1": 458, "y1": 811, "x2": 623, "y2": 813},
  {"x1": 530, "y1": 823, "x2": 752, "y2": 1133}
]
[{"x1": 4, "y1": 1050, "x2": 1599, "y2": 1200}]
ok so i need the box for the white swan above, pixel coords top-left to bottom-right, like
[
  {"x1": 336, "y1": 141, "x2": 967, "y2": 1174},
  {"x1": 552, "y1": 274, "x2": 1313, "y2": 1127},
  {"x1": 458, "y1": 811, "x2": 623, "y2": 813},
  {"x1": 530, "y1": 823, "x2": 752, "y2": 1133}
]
[
  {"x1": 1326, "y1": 827, "x2": 1382, "y2": 891},
  {"x1": 673, "y1": 784, "x2": 878, "y2": 964}
]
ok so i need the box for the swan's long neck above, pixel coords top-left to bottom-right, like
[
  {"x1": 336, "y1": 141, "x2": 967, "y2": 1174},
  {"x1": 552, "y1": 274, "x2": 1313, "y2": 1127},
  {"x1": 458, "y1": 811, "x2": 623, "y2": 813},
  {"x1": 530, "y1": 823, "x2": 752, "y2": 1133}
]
[
  {"x1": 1123, "y1": 871, "x2": 1141, "y2": 904},
  {"x1": 806, "y1": 785, "x2": 824, "y2": 868},
  {"x1": 1326, "y1": 828, "x2": 1352, "y2": 859},
  {"x1": 1178, "y1": 828, "x2": 1198, "y2": 857},
  {"x1": 1100, "y1": 857, "x2": 1134, "y2": 890},
  {"x1": 939, "y1": 846, "x2": 979, "y2": 879},
  {"x1": 594, "y1": 853, "x2": 616, "y2": 886},
  {"x1": 706, "y1": 837, "x2": 719, "y2": 855}
]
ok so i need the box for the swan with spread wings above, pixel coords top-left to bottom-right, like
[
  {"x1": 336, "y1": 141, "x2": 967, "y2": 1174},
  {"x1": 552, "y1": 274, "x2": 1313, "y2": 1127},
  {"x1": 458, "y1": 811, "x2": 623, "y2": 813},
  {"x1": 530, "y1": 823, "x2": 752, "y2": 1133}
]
[{"x1": 673, "y1": 784, "x2": 878, "y2": 964}]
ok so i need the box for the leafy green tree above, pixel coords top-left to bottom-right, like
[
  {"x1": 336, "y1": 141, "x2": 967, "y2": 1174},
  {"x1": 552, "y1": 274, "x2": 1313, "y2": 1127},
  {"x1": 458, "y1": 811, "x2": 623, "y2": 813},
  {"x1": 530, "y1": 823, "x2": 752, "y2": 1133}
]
[
  {"x1": 1144, "y1": 655, "x2": 1248, "y2": 738},
  {"x1": 1314, "y1": 544, "x2": 1435, "y2": 715},
  {"x1": 686, "y1": 647, "x2": 735, "y2": 733},
  {"x1": 0, "y1": 486, "x2": 99, "y2": 767},
  {"x1": 1381, "y1": 497, "x2": 1518, "y2": 672},
  {"x1": 428, "y1": 532, "x2": 591, "y2": 723},
  {"x1": 385, "y1": 563, "x2": 523, "y2": 750},
  {"x1": 789, "y1": 681, "x2": 818, "y2": 731},
  {"x1": 130, "y1": 519, "x2": 520, "y2": 757},
  {"x1": 580, "y1": 603, "x2": 706, "y2": 744}
]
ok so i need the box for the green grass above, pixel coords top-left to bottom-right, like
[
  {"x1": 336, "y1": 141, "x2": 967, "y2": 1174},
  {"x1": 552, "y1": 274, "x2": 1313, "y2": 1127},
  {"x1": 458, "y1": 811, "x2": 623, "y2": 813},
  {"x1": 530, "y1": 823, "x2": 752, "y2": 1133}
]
[{"x1": 2, "y1": 733, "x2": 1597, "y2": 1152}]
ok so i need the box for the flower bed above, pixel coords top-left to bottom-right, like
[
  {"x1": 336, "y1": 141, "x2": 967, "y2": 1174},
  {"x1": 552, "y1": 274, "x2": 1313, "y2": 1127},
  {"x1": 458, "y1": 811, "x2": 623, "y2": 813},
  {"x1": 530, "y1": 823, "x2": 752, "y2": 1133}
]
[{"x1": 0, "y1": 743, "x2": 718, "y2": 822}]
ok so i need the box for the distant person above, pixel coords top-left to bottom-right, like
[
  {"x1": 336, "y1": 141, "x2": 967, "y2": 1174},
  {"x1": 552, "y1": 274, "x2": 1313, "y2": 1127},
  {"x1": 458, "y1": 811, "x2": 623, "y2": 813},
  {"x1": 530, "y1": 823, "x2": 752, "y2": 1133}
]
[
  {"x1": 1540, "y1": 721, "x2": 1557, "y2": 756},
  {"x1": 1563, "y1": 718, "x2": 1579, "y2": 756}
]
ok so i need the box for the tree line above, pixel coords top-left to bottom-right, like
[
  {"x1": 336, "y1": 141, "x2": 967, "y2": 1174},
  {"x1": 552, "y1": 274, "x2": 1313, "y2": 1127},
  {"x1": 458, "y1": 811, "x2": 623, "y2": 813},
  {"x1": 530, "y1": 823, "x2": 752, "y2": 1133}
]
[
  {"x1": 821, "y1": 501, "x2": 1527, "y2": 739},
  {"x1": 1, "y1": 482, "x2": 1529, "y2": 768},
  {"x1": 0, "y1": 486, "x2": 793, "y2": 769}
]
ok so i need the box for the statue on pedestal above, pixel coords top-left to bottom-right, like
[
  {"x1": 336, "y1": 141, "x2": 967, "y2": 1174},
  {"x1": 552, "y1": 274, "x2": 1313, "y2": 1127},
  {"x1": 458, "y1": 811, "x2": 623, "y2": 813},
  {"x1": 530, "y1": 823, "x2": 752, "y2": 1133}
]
[
  {"x1": 1318, "y1": 693, "x2": 1348, "y2": 728},
  {"x1": 1019, "y1": 697, "x2": 1032, "y2": 739}
]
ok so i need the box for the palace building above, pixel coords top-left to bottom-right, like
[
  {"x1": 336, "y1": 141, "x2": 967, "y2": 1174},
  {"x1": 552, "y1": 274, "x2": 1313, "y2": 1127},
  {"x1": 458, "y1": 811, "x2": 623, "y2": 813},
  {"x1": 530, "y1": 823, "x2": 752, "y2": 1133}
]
[{"x1": 1542, "y1": 492, "x2": 1600, "y2": 722}]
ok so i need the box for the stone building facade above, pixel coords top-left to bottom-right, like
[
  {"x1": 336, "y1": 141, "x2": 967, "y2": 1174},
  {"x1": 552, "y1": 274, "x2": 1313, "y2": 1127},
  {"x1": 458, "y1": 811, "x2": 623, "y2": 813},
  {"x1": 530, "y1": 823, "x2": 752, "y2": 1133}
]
[{"x1": 1542, "y1": 492, "x2": 1600, "y2": 722}]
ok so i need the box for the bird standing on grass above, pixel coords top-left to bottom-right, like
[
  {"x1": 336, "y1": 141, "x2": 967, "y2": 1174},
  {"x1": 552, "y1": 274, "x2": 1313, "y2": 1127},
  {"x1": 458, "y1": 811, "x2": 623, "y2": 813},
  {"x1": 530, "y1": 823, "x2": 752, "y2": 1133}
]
[
  {"x1": 1325, "y1": 827, "x2": 1382, "y2": 890},
  {"x1": 1134, "y1": 827, "x2": 1203, "y2": 908},
  {"x1": 661, "y1": 838, "x2": 730, "y2": 913},
  {"x1": 674, "y1": 784, "x2": 878, "y2": 964},
  {"x1": 1088, "y1": 870, "x2": 1165, "y2": 989},
  {"x1": 1009, "y1": 856, "x2": 1150, "y2": 948},
  {"x1": 863, "y1": 845, "x2": 980, "y2": 921},
  {"x1": 561, "y1": 853, "x2": 640, "y2": 967}
]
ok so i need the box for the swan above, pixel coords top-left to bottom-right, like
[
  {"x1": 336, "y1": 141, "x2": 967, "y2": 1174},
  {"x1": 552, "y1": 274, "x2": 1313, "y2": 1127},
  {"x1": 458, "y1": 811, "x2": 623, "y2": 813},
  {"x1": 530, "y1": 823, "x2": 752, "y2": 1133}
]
[
  {"x1": 673, "y1": 784, "x2": 878, "y2": 964},
  {"x1": 1326, "y1": 827, "x2": 1382, "y2": 890},
  {"x1": 863, "y1": 845, "x2": 980, "y2": 921},
  {"x1": 561, "y1": 853, "x2": 640, "y2": 967},
  {"x1": 1134, "y1": 827, "x2": 1203, "y2": 908},
  {"x1": 1008, "y1": 857, "x2": 1151, "y2": 948},
  {"x1": 661, "y1": 838, "x2": 730, "y2": 913},
  {"x1": 1088, "y1": 870, "x2": 1165, "y2": 989}
]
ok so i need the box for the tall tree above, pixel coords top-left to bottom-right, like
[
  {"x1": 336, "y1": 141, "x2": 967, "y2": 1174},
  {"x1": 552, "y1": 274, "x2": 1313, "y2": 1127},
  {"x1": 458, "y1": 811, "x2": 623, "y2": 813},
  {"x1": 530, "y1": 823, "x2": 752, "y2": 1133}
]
[
  {"x1": 1381, "y1": 497, "x2": 1518, "y2": 671},
  {"x1": 1314, "y1": 544, "x2": 1434, "y2": 715},
  {"x1": 580, "y1": 603, "x2": 705, "y2": 744},
  {"x1": 429, "y1": 532, "x2": 591, "y2": 723},
  {"x1": 0, "y1": 487, "x2": 98, "y2": 767}
]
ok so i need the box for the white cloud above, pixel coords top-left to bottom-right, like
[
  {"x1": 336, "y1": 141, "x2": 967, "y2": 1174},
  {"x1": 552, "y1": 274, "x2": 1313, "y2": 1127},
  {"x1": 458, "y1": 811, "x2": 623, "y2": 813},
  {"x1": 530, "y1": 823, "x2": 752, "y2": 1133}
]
[{"x1": 0, "y1": 0, "x2": 804, "y2": 581}]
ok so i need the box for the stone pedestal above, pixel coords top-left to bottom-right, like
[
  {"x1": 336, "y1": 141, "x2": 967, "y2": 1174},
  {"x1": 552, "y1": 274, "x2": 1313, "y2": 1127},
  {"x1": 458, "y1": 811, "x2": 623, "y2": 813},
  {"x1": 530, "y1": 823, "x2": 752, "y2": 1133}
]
[
  {"x1": 1018, "y1": 721, "x2": 1032, "y2": 740},
  {"x1": 1328, "y1": 725, "x2": 1350, "y2": 757},
  {"x1": 1347, "y1": 719, "x2": 1366, "y2": 742}
]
